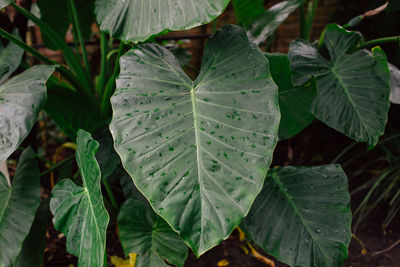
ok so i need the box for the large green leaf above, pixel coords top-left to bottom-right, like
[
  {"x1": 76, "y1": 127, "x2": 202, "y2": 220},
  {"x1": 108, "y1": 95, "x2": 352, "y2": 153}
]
[
  {"x1": 44, "y1": 83, "x2": 104, "y2": 139},
  {"x1": 266, "y1": 53, "x2": 315, "y2": 140},
  {"x1": 241, "y1": 165, "x2": 352, "y2": 267},
  {"x1": 0, "y1": 147, "x2": 41, "y2": 267},
  {"x1": 50, "y1": 129, "x2": 109, "y2": 266},
  {"x1": 288, "y1": 24, "x2": 391, "y2": 147},
  {"x1": 13, "y1": 199, "x2": 51, "y2": 267},
  {"x1": 232, "y1": 0, "x2": 265, "y2": 29},
  {"x1": 0, "y1": 30, "x2": 24, "y2": 84},
  {"x1": 248, "y1": 0, "x2": 303, "y2": 45},
  {"x1": 110, "y1": 25, "x2": 280, "y2": 256},
  {"x1": 0, "y1": 65, "x2": 55, "y2": 163},
  {"x1": 37, "y1": 0, "x2": 95, "y2": 50},
  {"x1": 118, "y1": 199, "x2": 188, "y2": 267},
  {"x1": 0, "y1": 0, "x2": 11, "y2": 10},
  {"x1": 95, "y1": 0, "x2": 230, "y2": 43}
]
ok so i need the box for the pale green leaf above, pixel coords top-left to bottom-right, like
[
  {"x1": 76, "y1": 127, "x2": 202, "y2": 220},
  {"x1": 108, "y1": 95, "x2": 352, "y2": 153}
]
[
  {"x1": 0, "y1": 30, "x2": 24, "y2": 84},
  {"x1": 0, "y1": 0, "x2": 12, "y2": 10}
]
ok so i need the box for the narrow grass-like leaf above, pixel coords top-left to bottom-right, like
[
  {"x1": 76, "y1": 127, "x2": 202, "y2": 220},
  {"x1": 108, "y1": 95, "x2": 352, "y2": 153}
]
[
  {"x1": 241, "y1": 165, "x2": 352, "y2": 267},
  {"x1": 0, "y1": 148, "x2": 41, "y2": 267},
  {"x1": 110, "y1": 25, "x2": 280, "y2": 256},
  {"x1": 50, "y1": 129, "x2": 109, "y2": 266}
]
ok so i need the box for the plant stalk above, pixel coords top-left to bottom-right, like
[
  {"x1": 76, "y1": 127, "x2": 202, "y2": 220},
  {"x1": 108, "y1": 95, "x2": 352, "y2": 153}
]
[
  {"x1": 98, "y1": 31, "x2": 109, "y2": 95},
  {"x1": 102, "y1": 177, "x2": 118, "y2": 210},
  {"x1": 40, "y1": 154, "x2": 75, "y2": 177},
  {"x1": 351, "y1": 36, "x2": 400, "y2": 52}
]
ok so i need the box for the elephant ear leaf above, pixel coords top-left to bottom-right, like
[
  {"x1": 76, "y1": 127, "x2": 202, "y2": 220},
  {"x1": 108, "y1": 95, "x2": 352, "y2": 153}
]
[
  {"x1": 118, "y1": 199, "x2": 188, "y2": 267},
  {"x1": 110, "y1": 25, "x2": 280, "y2": 256},
  {"x1": 50, "y1": 129, "x2": 109, "y2": 267},
  {"x1": 0, "y1": 0, "x2": 12, "y2": 10},
  {"x1": 95, "y1": 0, "x2": 230, "y2": 43},
  {"x1": 0, "y1": 30, "x2": 24, "y2": 84},
  {"x1": 289, "y1": 24, "x2": 391, "y2": 147},
  {"x1": 0, "y1": 147, "x2": 41, "y2": 267},
  {"x1": 241, "y1": 165, "x2": 352, "y2": 267},
  {"x1": 0, "y1": 65, "x2": 55, "y2": 163}
]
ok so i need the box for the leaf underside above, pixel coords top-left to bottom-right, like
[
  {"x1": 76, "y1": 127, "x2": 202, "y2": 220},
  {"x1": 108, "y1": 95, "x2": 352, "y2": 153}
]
[
  {"x1": 289, "y1": 24, "x2": 391, "y2": 147},
  {"x1": 241, "y1": 165, "x2": 352, "y2": 267},
  {"x1": 95, "y1": 0, "x2": 230, "y2": 42},
  {"x1": 110, "y1": 25, "x2": 280, "y2": 256},
  {"x1": 50, "y1": 130, "x2": 109, "y2": 267}
]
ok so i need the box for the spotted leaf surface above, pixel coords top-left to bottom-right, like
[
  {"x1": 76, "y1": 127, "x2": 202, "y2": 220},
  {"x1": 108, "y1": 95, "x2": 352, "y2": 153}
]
[
  {"x1": 50, "y1": 130, "x2": 109, "y2": 267},
  {"x1": 289, "y1": 24, "x2": 390, "y2": 147},
  {"x1": 95, "y1": 0, "x2": 230, "y2": 42},
  {"x1": 241, "y1": 165, "x2": 352, "y2": 267},
  {"x1": 0, "y1": 65, "x2": 55, "y2": 163},
  {"x1": 110, "y1": 25, "x2": 280, "y2": 256}
]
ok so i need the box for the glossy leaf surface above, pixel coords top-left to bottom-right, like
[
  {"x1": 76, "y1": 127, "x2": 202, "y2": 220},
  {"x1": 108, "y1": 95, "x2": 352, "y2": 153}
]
[
  {"x1": 13, "y1": 199, "x2": 50, "y2": 267},
  {"x1": 288, "y1": 24, "x2": 390, "y2": 147},
  {"x1": 0, "y1": 148, "x2": 41, "y2": 267},
  {"x1": 241, "y1": 165, "x2": 352, "y2": 267},
  {"x1": 118, "y1": 199, "x2": 188, "y2": 267},
  {"x1": 266, "y1": 53, "x2": 315, "y2": 140},
  {"x1": 95, "y1": 0, "x2": 230, "y2": 43},
  {"x1": 232, "y1": 0, "x2": 265, "y2": 29},
  {"x1": 110, "y1": 25, "x2": 280, "y2": 256},
  {"x1": 0, "y1": 65, "x2": 54, "y2": 163},
  {"x1": 0, "y1": 30, "x2": 24, "y2": 84},
  {"x1": 248, "y1": 0, "x2": 303, "y2": 45},
  {"x1": 50, "y1": 130, "x2": 109, "y2": 267},
  {"x1": 37, "y1": 0, "x2": 95, "y2": 50}
]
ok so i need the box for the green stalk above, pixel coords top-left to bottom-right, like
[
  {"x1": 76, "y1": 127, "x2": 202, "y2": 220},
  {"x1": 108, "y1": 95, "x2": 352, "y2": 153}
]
[
  {"x1": 304, "y1": 0, "x2": 319, "y2": 41},
  {"x1": 0, "y1": 28, "x2": 83, "y2": 91},
  {"x1": 100, "y1": 42, "x2": 125, "y2": 117},
  {"x1": 10, "y1": 3, "x2": 97, "y2": 106},
  {"x1": 98, "y1": 32, "x2": 109, "y2": 95},
  {"x1": 68, "y1": 0, "x2": 93, "y2": 84},
  {"x1": 350, "y1": 36, "x2": 400, "y2": 52},
  {"x1": 40, "y1": 154, "x2": 75, "y2": 177},
  {"x1": 102, "y1": 177, "x2": 118, "y2": 210}
]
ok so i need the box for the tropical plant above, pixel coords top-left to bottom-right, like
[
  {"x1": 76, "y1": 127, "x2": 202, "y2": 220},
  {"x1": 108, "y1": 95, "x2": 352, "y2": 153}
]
[{"x1": 0, "y1": 0, "x2": 398, "y2": 266}]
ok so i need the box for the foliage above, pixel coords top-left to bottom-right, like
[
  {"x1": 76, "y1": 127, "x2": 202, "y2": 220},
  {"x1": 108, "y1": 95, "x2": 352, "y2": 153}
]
[{"x1": 0, "y1": 0, "x2": 397, "y2": 266}]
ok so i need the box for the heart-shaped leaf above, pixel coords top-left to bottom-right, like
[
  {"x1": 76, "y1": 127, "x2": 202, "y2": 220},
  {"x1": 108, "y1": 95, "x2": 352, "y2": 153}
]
[
  {"x1": 0, "y1": 147, "x2": 41, "y2": 267},
  {"x1": 0, "y1": 65, "x2": 55, "y2": 163},
  {"x1": 110, "y1": 25, "x2": 280, "y2": 256},
  {"x1": 241, "y1": 165, "x2": 352, "y2": 267},
  {"x1": 50, "y1": 130, "x2": 109, "y2": 266},
  {"x1": 0, "y1": 30, "x2": 24, "y2": 84},
  {"x1": 248, "y1": 0, "x2": 304, "y2": 45},
  {"x1": 37, "y1": 0, "x2": 95, "y2": 50},
  {"x1": 118, "y1": 199, "x2": 188, "y2": 267},
  {"x1": 288, "y1": 24, "x2": 391, "y2": 147},
  {"x1": 95, "y1": 0, "x2": 230, "y2": 43},
  {"x1": 266, "y1": 53, "x2": 315, "y2": 140}
]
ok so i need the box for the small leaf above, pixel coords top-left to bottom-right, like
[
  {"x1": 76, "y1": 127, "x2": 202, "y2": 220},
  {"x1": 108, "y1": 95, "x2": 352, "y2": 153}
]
[
  {"x1": 0, "y1": 30, "x2": 24, "y2": 84},
  {"x1": 118, "y1": 199, "x2": 188, "y2": 267},
  {"x1": 266, "y1": 53, "x2": 315, "y2": 140},
  {"x1": 288, "y1": 24, "x2": 391, "y2": 147},
  {"x1": 0, "y1": 147, "x2": 41, "y2": 266},
  {"x1": 95, "y1": 0, "x2": 230, "y2": 43},
  {"x1": 13, "y1": 199, "x2": 51, "y2": 267},
  {"x1": 110, "y1": 25, "x2": 280, "y2": 256},
  {"x1": 0, "y1": 65, "x2": 55, "y2": 163},
  {"x1": 50, "y1": 129, "x2": 109, "y2": 267},
  {"x1": 241, "y1": 165, "x2": 352, "y2": 267},
  {"x1": 248, "y1": 0, "x2": 304, "y2": 45}
]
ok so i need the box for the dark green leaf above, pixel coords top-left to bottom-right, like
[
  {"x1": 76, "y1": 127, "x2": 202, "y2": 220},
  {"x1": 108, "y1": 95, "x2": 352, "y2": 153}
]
[
  {"x1": 118, "y1": 199, "x2": 188, "y2": 267},
  {"x1": 0, "y1": 65, "x2": 55, "y2": 163},
  {"x1": 110, "y1": 25, "x2": 280, "y2": 256},
  {"x1": 266, "y1": 53, "x2": 315, "y2": 140},
  {"x1": 288, "y1": 24, "x2": 391, "y2": 147},
  {"x1": 13, "y1": 199, "x2": 51, "y2": 267},
  {"x1": 0, "y1": 148, "x2": 41, "y2": 266},
  {"x1": 248, "y1": 0, "x2": 303, "y2": 45},
  {"x1": 0, "y1": 30, "x2": 24, "y2": 84},
  {"x1": 93, "y1": 128, "x2": 120, "y2": 180},
  {"x1": 50, "y1": 130, "x2": 109, "y2": 266},
  {"x1": 95, "y1": 0, "x2": 230, "y2": 43},
  {"x1": 241, "y1": 165, "x2": 352, "y2": 267},
  {"x1": 232, "y1": 0, "x2": 265, "y2": 29},
  {"x1": 37, "y1": 0, "x2": 95, "y2": 50},
  {"x1": 44, "y1": 82, "x2": 105, "y2": 139},
  {"x1": 165, "y1": 44, "x2": 192, "y2": 68}
]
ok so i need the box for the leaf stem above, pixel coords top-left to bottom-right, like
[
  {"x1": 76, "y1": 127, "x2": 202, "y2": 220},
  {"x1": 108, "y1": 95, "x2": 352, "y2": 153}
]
[
  {"x1": 68, "y1": 0, "x2": 93, "y2": 84},
  {"x1": 40, "y1": 154, "x2": 75, "y2": 177},
  {"x1": 304, "y1": 0, "x2": 319, "y2": 41},
  {"x1": 351, "y1": 36, "x2": 400, "y2": 52},
  {"x1": 102, "y1": 177, "x2": 119, "y2": 210},
  {"x1": 98, "y1": 31, "x2": 109, "y2": 95}
]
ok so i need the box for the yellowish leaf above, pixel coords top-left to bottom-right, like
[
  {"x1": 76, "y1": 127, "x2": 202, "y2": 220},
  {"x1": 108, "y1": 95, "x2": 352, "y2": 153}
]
[{"x1": 217, "y1": 259, "x2": 230, "y2": 266}]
